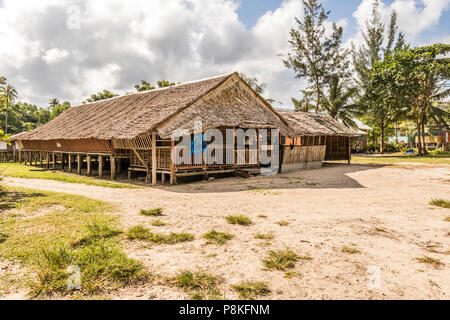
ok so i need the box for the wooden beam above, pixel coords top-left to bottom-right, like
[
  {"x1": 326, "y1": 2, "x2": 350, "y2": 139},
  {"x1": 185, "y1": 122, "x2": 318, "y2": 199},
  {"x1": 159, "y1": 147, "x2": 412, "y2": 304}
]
[
  {"x1": 170, "y1": 139, "x2": 176, "y2": 185},
  {"x1": 87, "y1": 155, "x2": 92, "y2": 176},
  {"x1": 52, "y1": 152, "x2": 56, "y2": 169},
  {"x1": 77, "y1": 154, "x2": 82, "y2": 174},
  {"x1": 40, "y1": 152, "x2": 43, "y2": 167},
  {"x1": 68, "y1": 155, "x2": 72, "y2": 173},
  {"x1": 18, "y1": 150, "x2": 22, "y2": 164},
  {"x1": 348, "y1": 137, "x2": 352, "y2": 165},
  {"x1": 98, "y1": 156, "x2": 103, "y2": 178},
  {"x1": 46, "y1": 153, "x2": 50, "y2": 169},
  {"x1": 111, "y1": 156, "x2": 117, "y2": 180},
  {"x1": 152, "y1": 133, "x2": 157, "y2": 186}
]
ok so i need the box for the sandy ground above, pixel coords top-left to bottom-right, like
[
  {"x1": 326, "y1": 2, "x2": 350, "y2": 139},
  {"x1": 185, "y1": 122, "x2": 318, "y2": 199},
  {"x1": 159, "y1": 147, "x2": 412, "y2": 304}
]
[{"x1": 1, "y1": 163, "x2": 449, "y2": 300}]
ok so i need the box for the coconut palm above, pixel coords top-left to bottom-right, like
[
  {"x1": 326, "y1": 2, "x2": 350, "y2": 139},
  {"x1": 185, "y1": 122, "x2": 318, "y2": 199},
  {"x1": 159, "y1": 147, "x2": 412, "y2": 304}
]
[
  {"x1": 0, "y1": 83, "x2": 18, "y2": 134},
  {"x1": 321, "y1": 75, "x2": 359, "y2": 128},
  {"x1": 49, "y1": 98, "x2": 61, "y2": 109}
]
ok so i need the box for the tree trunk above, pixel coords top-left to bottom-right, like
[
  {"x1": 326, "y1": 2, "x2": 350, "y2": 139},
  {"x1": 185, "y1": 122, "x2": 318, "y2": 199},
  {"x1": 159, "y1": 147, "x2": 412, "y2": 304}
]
[
  {"x1": 380, "y1": 125, "x2": 385, "y2": 154},
  {"x1": 395, "y1": 123, "x2": 399, "y2": 144},
  {"x1": 4, "y1": 102, "x2": 8, "y2": 135},
  {"x1": 421, "y1": 121, "x2": 427, "y2": 155},
  {"x1": 315, "y1": 89, "x2": 320, "y2": 113},
  {"x1": 417, "y1": 123, "x2": 422, "y2": 156}
]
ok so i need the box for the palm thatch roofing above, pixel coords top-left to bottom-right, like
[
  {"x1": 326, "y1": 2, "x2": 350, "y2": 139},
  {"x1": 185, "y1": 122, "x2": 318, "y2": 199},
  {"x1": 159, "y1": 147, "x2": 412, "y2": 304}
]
[
  {"x1": 12, "y1": 72, "x2": 293, "y2": 141},
  {"x1": 277, "y1": 110, "x2": 358, "y2": 137}
]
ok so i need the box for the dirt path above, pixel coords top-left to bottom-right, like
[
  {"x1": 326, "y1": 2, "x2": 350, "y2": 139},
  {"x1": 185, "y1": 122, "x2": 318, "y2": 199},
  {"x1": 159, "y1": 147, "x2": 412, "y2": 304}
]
[{"x1": 1, "y1": 163, "x2": 449, "y2": 300}]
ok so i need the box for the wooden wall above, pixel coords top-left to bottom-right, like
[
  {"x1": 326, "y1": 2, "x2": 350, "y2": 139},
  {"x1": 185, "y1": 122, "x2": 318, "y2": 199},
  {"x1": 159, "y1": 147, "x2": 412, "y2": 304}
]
[{"x1": 18, "y1": 138, "x2": 112, "y2": 153}]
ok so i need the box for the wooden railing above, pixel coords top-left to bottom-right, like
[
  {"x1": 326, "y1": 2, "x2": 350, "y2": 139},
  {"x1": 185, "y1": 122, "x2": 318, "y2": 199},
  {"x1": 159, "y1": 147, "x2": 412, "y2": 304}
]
[{"x1": 283, "y1": 146, "x2": 326, "y2": 164}]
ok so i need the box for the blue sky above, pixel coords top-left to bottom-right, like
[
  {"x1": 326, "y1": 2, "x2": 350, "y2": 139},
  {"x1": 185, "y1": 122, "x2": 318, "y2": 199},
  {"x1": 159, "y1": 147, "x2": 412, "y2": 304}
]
[
  {"x1": 238, "y1": 0, "x2": 450, "y2": 44},
  {"x1": 0, "y1": 0, "x2": 449, "y2": 107}
]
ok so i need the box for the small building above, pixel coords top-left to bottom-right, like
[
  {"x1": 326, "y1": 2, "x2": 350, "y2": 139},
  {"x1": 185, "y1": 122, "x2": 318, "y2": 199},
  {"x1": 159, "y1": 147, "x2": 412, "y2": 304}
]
[
  {"x1": 278, "y1": 110, "x2": 359, "y2": 172},
  {"x1": 352, "y1": 119, "x2": 372, "y2": 152}
]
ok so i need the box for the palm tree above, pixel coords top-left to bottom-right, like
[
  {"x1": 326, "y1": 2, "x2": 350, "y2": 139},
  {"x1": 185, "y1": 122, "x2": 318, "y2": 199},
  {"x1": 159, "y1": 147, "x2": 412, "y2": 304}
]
[
  {"x1": 321, "y1": 75, "x2": 360, "y2": 128},
  {"x1": 49, "y1": 98, "x2": 60, "y2": 109},
  {"x1": 0, "y1": 83, "x2": 18, "y2": 134}
]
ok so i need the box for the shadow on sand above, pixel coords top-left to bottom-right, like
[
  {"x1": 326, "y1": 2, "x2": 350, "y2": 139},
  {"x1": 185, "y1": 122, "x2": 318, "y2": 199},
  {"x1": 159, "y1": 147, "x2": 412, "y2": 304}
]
[{"x1": 152, "y1": 162, "x2": 386, "y2": 194}]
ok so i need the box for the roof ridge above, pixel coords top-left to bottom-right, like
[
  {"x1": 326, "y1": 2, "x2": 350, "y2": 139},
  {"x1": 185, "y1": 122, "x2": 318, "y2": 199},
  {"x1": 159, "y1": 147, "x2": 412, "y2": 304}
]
[{"x1": 70, "y1": 73, "x2": 234, "y2": 108}]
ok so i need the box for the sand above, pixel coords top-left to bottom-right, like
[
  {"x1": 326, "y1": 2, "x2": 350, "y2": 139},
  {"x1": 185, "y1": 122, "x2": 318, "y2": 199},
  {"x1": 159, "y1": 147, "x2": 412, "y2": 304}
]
[{"x1": 1, "y1": 163, "x2": 449, "y2": 300}]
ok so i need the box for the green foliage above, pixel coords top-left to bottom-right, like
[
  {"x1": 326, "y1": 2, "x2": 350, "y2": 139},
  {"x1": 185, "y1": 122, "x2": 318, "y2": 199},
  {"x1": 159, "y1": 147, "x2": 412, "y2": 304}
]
[
  {"x1": 284, "y1": 0, "x2": 345, "y2": 113},
  {"x1": 263, "y1": 250, "x2": 299, "y2": 270},
  {"x1": 83, "y1": 89, "x2": 118, "y2": 103},
  {"x1": 140, "y1": 208, "x2": 163, "y2": 216},
  {"x1": 232, "y1": 281, "x2": 271, "y2": 300},
  {"x1": 125, "y1": 225, "x2": 194, "y2": 244},
  {"x1": 225, "y1": 215, "x2": 252, "y2": 226},
  {"x1": 135, "y1": 80, "x2": 175, "y2": 92},
  {"x1": 202, "y1": 230, "x2": 234, "y2": 245},
  {"x1": 175, "y1": 270, "x2": 221, "y2": 300},
  {"x1": 429, "y1": 199, "x2": 450, "y2": 209},
  {"x1": 416, "y1": 256, "x2": 444, "y2": 269}
]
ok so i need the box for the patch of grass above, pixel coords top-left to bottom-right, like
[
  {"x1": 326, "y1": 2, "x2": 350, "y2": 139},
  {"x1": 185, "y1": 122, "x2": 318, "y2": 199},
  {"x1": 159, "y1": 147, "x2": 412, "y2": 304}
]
[
  {"x1": 140, "y1": 208, "x2": 163, "y2": 216},
  {"x1": 277, "y1": 221, "x2": 289, "y2": 227},
  {"x1": 203, "y1": 230, "x2": 233, "y2": 245},
  {"x1": 444, "y1": 217, "x2": 450, "y2": 222},
  {"x1": 374, "y1": 227, "x2": 387, "y2": 233},
  {"x1": 342, "y1": 246, "x2": 361, "y2": 254},
  {"x1": 255, "y1": 232, "x2": 274, "y2": 241},
  {"x1": 430, "y1": 199, "x2": 450, "y2": 209},
  {"x1": 416, "y1": 256, "x2": 444, "y2": 269},
  {"x1": 126, "y1": 225, "x2": 194, "y2": 244},
  {"x1": 257, "y1": 215, "x2": 268, "y2": 218},
  {"x1": 284, "y1": 271, "x2": 302, "y2": 279},
  {"x1": 226, "y1": 215, "x2": 252, "y2": 226},
  {"x1": 151, "y1": 219, "x2": 167, "y2": 227},
  {"x1": 0, "y1": 232, "x2": 8, "y2": 243},
  {"x1": 0, "y1": 163, "x2": 140, "y2": 189},
  {"x1": 175, "y1": 270, "x2": 221, "y2": 300},
  {"x1": 0, "y1": 186, "x2": 147, "y2": 297},
  {"x1": 263, "y1": 250, "x2": 299, "y2": 271},
  {"x1": 349, "y1": 154, "x2": 450, "y2": 165},
  {"x1": 232, "y1": 281, "x2": 271, "y2": 300}
]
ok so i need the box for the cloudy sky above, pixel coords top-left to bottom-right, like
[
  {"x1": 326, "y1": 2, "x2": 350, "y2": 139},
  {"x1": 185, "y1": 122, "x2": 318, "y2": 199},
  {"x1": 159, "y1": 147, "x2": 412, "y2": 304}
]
[{"x1": 0, "y1": 0, "x2": 449, "y2": 108}]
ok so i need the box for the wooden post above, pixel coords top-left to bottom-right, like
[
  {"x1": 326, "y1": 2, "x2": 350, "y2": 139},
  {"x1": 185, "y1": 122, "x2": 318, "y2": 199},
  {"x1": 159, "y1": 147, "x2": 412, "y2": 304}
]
[
  {"x1": 87, "y1": 155, "x2": 92, "y2": 176},
  {"x1": 348, "y1": 137, "x2": 352, "y2": 165},
  {"x1": 19, "y1": 150, "x2": 22, "y2": 164},
  {"x1": 152, "y1": 133, "x2": 157, "y2": 186},
  {"x1": 170, "y1": 139, "x2": 176, "y2": 185},
  {"x1": 256, "y1": 128, "x2": 260, "y2": 167},
  {"x1": 46, "y1": 153, "x2": 49, "y2": 169},
  {"x1": 162, "y1": 173, "x2": 166, "y2": 184},
  {"x1": 117, "y1": 158, "x2": 122, "y2": 174},
  {"x1": 40, "y1": 152, "x2": 43, "y2": 167},
  {"x1": 52, "y1": 153, "x2": 56, "y2": 169},
  {"x1": 110, "y1": 156, "x2": 116, "y2": 180},
  {"x1": 68, "y1": 155, "x2": 72, "y2": 173},
  {"x1": 61, "y1": 153, "x2": 65, "y2": 171},
  {"x1": 98, "y1": 156, "x2": 103, "y2": 178},
  {"x1": 77, "y1": 154, "x2": 82, "y2": 174}
]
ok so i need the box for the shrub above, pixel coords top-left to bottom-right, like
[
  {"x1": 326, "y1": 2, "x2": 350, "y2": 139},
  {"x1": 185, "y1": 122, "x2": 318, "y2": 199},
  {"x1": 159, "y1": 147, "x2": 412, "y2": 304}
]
[
  {"x1": 203, "y1": 230, "x2": 233, "y2": 245},
  {"x1": 226, "y1": 215, "x2": 252, "y2": 226},
  {"x1": 232, "y1": 281, "x2": 271, "y2": 300},
  {"x1": 140, "y1": 208, "x2": 163, "y2": 216},
  {"x1": 263, "y1": 250, "x2": 299, "y2": 271}
]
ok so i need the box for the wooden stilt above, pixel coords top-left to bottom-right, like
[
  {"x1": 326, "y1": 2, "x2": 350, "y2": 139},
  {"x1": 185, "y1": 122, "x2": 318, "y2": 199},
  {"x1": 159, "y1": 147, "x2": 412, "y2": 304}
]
[
  {"x1": 46, "y1": 153, "x2": 50, "y2": 169},
  {"x1": 52, "y1": 153, "x2": 56, "y2": 169},
  {"x1": 61, "y1": 153, "x2": 65, "y2": 171},
  {"x1": 19, "y1": 150, "x2": 22, "y2": 164},
  {"x1": 152, "y1": 133, "x2": 157, "y2": 186},
  {"x1": 77, "y1": 154, "x2": 82, "y2": 174},
  {"x1": 161, "y1": 173, "x2": 166, "y2": 184},
  {"x1": 110, "y1": 156, "x2": 116, "y2": 180},
  {"x1": 40, "y1": 152, "x2": 43, "y2": 167},
  {"x1": 68, "y1": 155, "x2": 72, "y2": 173},
  {"x1": 98, "y1": 156, "x2": 103, "y2": 178},
  {"x1": 87, "y1": 155, "x2": 92, "y2": 176},
  {"x1": 348, "y1": 137, "x2": 352, "y2": 165},
  {"x1": 170, "y1": 139, "x2": 176, "y2": 185}
]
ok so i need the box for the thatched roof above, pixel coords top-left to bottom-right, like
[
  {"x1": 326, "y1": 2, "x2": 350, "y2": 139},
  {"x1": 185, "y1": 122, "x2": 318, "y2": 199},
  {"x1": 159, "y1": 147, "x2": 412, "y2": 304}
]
[
  {"x1": 277, "y1": 110, "x2": 358, "y2": 137},
  {"x1": 12, "y1": 72, "x2": 293, "y2": 141}
]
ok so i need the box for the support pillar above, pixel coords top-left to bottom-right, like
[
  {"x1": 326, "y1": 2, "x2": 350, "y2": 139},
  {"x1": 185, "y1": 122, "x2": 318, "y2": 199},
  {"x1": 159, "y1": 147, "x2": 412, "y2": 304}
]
[
  {"x1": 98, "y1": 156, "x2": 103, "y2": 178},
  {"x1": 46, "y1": 153, "x2": 50, "y2": 169},
  {"x1": 52, "y1": 153, "x2": 56, "y2": 169},
  {"x1": 348, "y1": 137, "x2": 352, "y2": 165},
  {"x1": 86, "y1": 155, "x2": 92, "y2": 176},
  {"x1": 170, "y1": 139, "x2": 176, "y2": 185},
  {"x1": 111, "y1": 156, "x2": 116, "y2": 180},
  {"x1": 77, "y1": 154, "x2": 82, "y2": 174},
  {"x1": 68, "y1": 155, "x2": 72, "y2": 173},
  {"x1": 19, "y1": 150, "x2": 22, "y2": 164},
  {"x1": 152, "y1": 133, "x2": 157, "y2": 186}
]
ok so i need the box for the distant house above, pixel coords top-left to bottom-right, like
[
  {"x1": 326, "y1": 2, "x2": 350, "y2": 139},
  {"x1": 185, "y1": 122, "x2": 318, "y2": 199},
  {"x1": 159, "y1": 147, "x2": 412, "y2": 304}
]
[
  {"x1": 352, "y1": 119, "x2": 372, "y2": 152},
  {"x1": 413, "y1": 129, "x2": 449, "y2": 148}
]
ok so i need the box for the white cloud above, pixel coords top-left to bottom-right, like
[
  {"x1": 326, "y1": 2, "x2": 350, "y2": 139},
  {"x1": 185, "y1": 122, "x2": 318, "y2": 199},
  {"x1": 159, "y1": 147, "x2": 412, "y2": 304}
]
[
  {"x1": 0, "y1": 0, "x2": 447, "y2": 110},
  {"x1": 42, "y1": 48, "x2": 70, "y2": 64}
]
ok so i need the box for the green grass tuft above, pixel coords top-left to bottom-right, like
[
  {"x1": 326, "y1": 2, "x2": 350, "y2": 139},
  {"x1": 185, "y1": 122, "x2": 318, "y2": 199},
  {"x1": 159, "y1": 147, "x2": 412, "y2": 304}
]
[
  {"x1": 126, "y1": 225, "x2": 194, "y2": 244},
  {"x1": 263, "y1": 250, "x2": 299, "y2": 271},
  {"x1": 444, "y1": 217, "x2": 450, "y2": 222},
  {"x1": 416, "y1": 256, "x2": 444, "y2": 269},
  {"x1": 255, "y1": 232, "x2": 274, "y2": 240},
  {"x1": 203, "y1": 230, "x2": 234, "y2": 245},
  {"x1": 175, "y1": 270, "x2": 221, "y2": 300},
  {"x1": 277, "y1": 221, "x2": 289, "y2": 227},
  {"x1": 140, "y1": 208, "x2": 163, "y2": 216},
  {"x1": 342, "y1": 246, "x2": 361, "y2": 254},
  {"x1": 430, "y1": 199, "x2": 450, "y2": 209},
  {"x1": 232, "y1": 281, "x2": 271, "y2": 300},
  {"x1": 151, "y1": 219, "x2": 167, "y2": 227},
  {"x1": 225, "y1": 215, "x2": 252, "y2": 226}
]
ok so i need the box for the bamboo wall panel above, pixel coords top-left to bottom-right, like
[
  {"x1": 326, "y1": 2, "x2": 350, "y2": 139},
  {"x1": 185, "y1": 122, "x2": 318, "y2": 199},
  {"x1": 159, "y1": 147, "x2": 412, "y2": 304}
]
[
  {"x1": 20, "y1": 139, "x2": 111, "y2": 153},
  {"x1": 283, "y1": 146, "x2": 326, "y2": 165}
]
